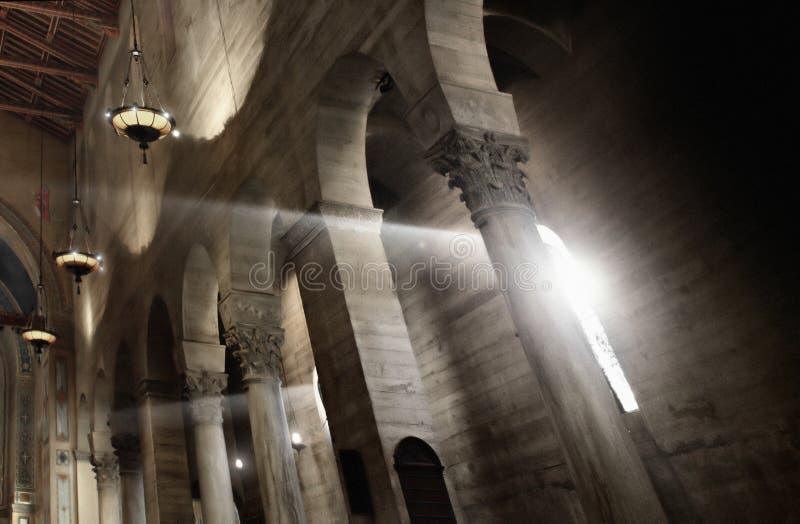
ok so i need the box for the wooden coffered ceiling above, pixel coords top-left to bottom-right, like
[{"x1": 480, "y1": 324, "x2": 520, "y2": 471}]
[{"x1": 0, "y1": 1, "x2": 120, "y2": 139}]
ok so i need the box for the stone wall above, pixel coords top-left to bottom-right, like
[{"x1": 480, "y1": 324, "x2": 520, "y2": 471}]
[{"x1": 0, "y1": 0, "x2": 790, "y2": 521}]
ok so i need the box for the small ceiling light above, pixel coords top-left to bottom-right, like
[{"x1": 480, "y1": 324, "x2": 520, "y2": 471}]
[
  {"x1": 54, "y1": 133, "x2": 101, "y2": 294},
  {"x1": 22, "y1": 130, "x2": 57, "y2": 361},
  {"x1": 107, "y1": 0, "x2": 176, "y2": 164},
  {"x1": 171, "y1": 129, "x2": 180, "y2": 138},
  {"x1": 291, "y1": 432, "x2": 306, "y2": 452},
  {"x1": 234, "y1": 458, "x2": 244, "y2": 469}
]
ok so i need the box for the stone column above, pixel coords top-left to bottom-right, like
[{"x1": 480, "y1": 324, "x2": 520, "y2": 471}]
[
  {"x1": 92, "y1": 453, "x2": 121, "y2": 524},
  {"x1": 427, "y1": 126, "x2": 666, "y2": 523},
  {"x1": 75, "y1": 449, "x2": 100, "y2": 524},
  {"x1": 112, "y1": 434, "x2": 145, "y2": 524},
  {"x1": 224, "y1": 324, "x2": 307, "y2": 524},
  {"x1": 184, "y1": 370, "x2": 237, "y2": 524}
]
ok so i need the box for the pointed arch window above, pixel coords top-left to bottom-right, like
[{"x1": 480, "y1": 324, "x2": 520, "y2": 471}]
[{"x1": 537, "y1": 225, "x2": 639, "y2": 412}]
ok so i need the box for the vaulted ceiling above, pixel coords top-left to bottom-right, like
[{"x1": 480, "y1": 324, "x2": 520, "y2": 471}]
[{"x1": 0, "y1": 1, "x2": 120, "y2": 139}]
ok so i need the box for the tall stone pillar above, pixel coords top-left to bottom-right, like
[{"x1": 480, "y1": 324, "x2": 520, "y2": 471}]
[
  {"x1": 427, "y1": 126, "x2": 666, "y2": 522},
  {"x1": 75, "y1": 449, "x2": 100, "y2": 524},
  {"x1": 184, "y1": 370, "x2": 237, "y2": 524},
  {"x1": 223, "y1": 323, "x2": 306, "y2": 524},
  {"x1": 92, "y1": 453, "x2": 121, "y2": 524},
  {"x1": 112, "y1": 434, "x2": 145, "y2": 524},
  {"x1": 136, "y1": 379, "x2": 195, "y2": 523},
  {"x1": 283, "y1": 202, "x2": 436, "y2": 523}
]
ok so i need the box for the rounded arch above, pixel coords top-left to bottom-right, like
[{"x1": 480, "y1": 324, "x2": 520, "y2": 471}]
[
  {"x1": 146, "y1": 296, "x2": 179, "y2": 382},
  {"x1": 91, "y1": 368, "x2": 113, "y2": 434},
  {"x1": 111, "y1": 342, "x2": 140, "y2": 436},
  {"x1": 182, "y1": 244, "x2": 220, "y2": 345},
  {"x1": 76, "y1": 393, "x2": 92, "y2": 450},
  {"x1": 394, "y1": 436, "x2": 443, "y2": 469},
  {"x1": 315, "y1": 53, "x2": 387, "y2": 207},
  {"x1": 0, "y1": 198, "x2": 68, "y2": 314},
  {"x1": 228, "y1": 178, "x2": 281, "y2": 294},
  {"x1": 394, "y1": 437, "x2": 456, "y2": 522}
]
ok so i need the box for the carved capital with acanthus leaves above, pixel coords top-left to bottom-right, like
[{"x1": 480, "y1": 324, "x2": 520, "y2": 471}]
[
  {"x1": 91, "y1": 452, "x2": 119, "y2": 488},
  {"x1": 184, "y1": 370, "x2": 228, "y2": 425},
  {"x1": 223, "y1": 325, "x2": 284, "y2": 383},
  {"x1": 426, "y1": 126, "x2": 534, "y2": 226}
]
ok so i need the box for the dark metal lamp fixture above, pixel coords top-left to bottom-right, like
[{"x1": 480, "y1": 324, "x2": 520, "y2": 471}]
[
  {"x1": 106, "y1": 0, "x2": 177, "y2": 164},
  {"x1": 53, "y1": 133, "x2": 101, "y2": 294},
  {"x1": 22, "y1": 130, "x2": 57, "y2": 361}
]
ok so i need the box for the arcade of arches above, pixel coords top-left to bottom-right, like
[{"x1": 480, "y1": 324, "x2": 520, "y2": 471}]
[{"x1": 0, "y1": 1, "x2": 797, "y2": 523}]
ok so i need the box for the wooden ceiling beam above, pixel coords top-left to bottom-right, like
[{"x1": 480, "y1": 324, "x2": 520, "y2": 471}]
[
  {"x1": 0, "y1": 310, "x2": 28, "y2": 328},
  {"x1": 0, "y1": 56, "x2": 97, "y2": 84},
  {"x1": 0, "y1": 100, "x2": 80, "y2": 121},
  {"x1": 0, "y1": 1, "x2": 118, "y2": 36},
  {"x1": 0, "y1": 69, "x2": 72, "y2": 108},
  {"x1": 0, "y1": 19, "x2": 92, "y2": 68}
]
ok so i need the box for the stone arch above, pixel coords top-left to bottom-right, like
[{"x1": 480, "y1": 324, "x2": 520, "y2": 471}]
[
  {"x1": 393, "y1": 437, "x2": 457, "y2": 522},
  {"x1": 111, "y1": 342, "x2": 140, "y2": 436},
  {"x1": 0, "y1": 199, "x2": 68, "y2": 314},
  {"x1": 483, "y1": 0, "x2": 582, "y2": 51},
  {"x1": 142, "y1": 297, "x2": 196, "y2": 522},
  {"x1": 76, "y1": 393, "x2": 92, "y2": 450},
  {"x1": 181, "y1": 244, "x2": 221, "y2": 346},
  {"x1": 315, "y1": 53, "x2": 387, "y2": 207},
  {"x1": 228, "y1": 178, "x2": 280, "y2": 294},
  {"x1": 145, "y1": 296, "x2": 179, "y2": 382},
  {"x1": 369, "y1": 0, "x2": 523, "y2": 151},
  {"x1": 91, "y1": 368, "x2": 113, "y2": 434}
]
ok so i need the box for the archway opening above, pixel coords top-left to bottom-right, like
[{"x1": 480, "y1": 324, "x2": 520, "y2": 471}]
[{"x1": 394, "y1": 437, "x2": 456, "y2": 523}]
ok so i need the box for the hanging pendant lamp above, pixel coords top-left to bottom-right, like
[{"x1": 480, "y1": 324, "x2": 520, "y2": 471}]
[
  {"x1": 22, "y1": 130, "x2": 57, "y2": 361},
  {"x1": 106, "y1": 0, "x2": 177, "y2": 164},
  {"x1": 53, "y1": 132, "x2": 101, "y2": 295}
]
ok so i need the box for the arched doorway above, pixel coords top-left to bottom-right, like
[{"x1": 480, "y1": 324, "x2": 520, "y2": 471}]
[{"x1": 394, "y1": 438, "x2": 456, "y2": 523}]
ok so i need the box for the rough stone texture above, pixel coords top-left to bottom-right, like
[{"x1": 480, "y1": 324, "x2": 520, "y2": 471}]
[
  {"x1": 0, "y1": 0, "x2": 796, "y2": 521},
  {"x1": 383, "y1": 177, "x2": 585, "y2": 522},
  {"x1": 281, "y1": 274, "x2": 350, "y2": 523}
]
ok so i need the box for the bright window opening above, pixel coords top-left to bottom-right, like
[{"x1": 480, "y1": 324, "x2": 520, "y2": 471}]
[{"x1": 537, "y1": 225, "x2": 639, "y2": 412}]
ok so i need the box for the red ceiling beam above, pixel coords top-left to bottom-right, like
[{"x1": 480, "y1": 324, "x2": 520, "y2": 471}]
[
  {"x1": 0, "y1": 1, "x2": 118, "y2": 36},
  {"x1": 0, "y1": 19, "x2": 92, "y2": 68},
  {"x1": 0, "y1": 56, "x2": 97, "y2": 84},
  {"x1": 0, "y1": 100, "x2": 80, "y2": 121}
]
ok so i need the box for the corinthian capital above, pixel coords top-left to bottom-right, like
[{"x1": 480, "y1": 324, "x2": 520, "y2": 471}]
[
  {"x1": 91, "y1": 453, "x2": 119, "y2": 488},
  {"x1": 223, "y1": 325, "x2": 284, "y2": 382},
  {"x1": 184, "y1": 370, "x2": 228, "y2": 425},
  {"x1": 426, "y1": 126, "x2": 534, "y2": 225}
]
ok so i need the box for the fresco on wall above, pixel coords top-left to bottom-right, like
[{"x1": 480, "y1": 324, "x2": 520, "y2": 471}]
[
  {"x1": 15, "y1": 375, "x2": 33, "y2": 490},
  {"x1": 56, "y1": 473, "x2": 71, "y2": 523}
]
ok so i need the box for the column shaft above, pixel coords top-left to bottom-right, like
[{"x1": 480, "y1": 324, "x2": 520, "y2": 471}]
[
  {"x1": 428, "y1": 127, "x2": 666, "y2": 523},
  {"x1": 93, "y1": 454, "x2": 121, "y2": 524},
  {"x1": 223, "y1": 322, "x2": 306, "y2": 523},
  {"x1": 185, "y1": 370, "x2": 237, "y2": 524},
  {"x1": 247, "y1": 377, "x2": 306, "y2": 523},
  {"x1": 113, "y1": 433, "x2": 146, "y2": 524},
  {"x1": 119, "y1": 472, "x2": 145, "y2": 524}
]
